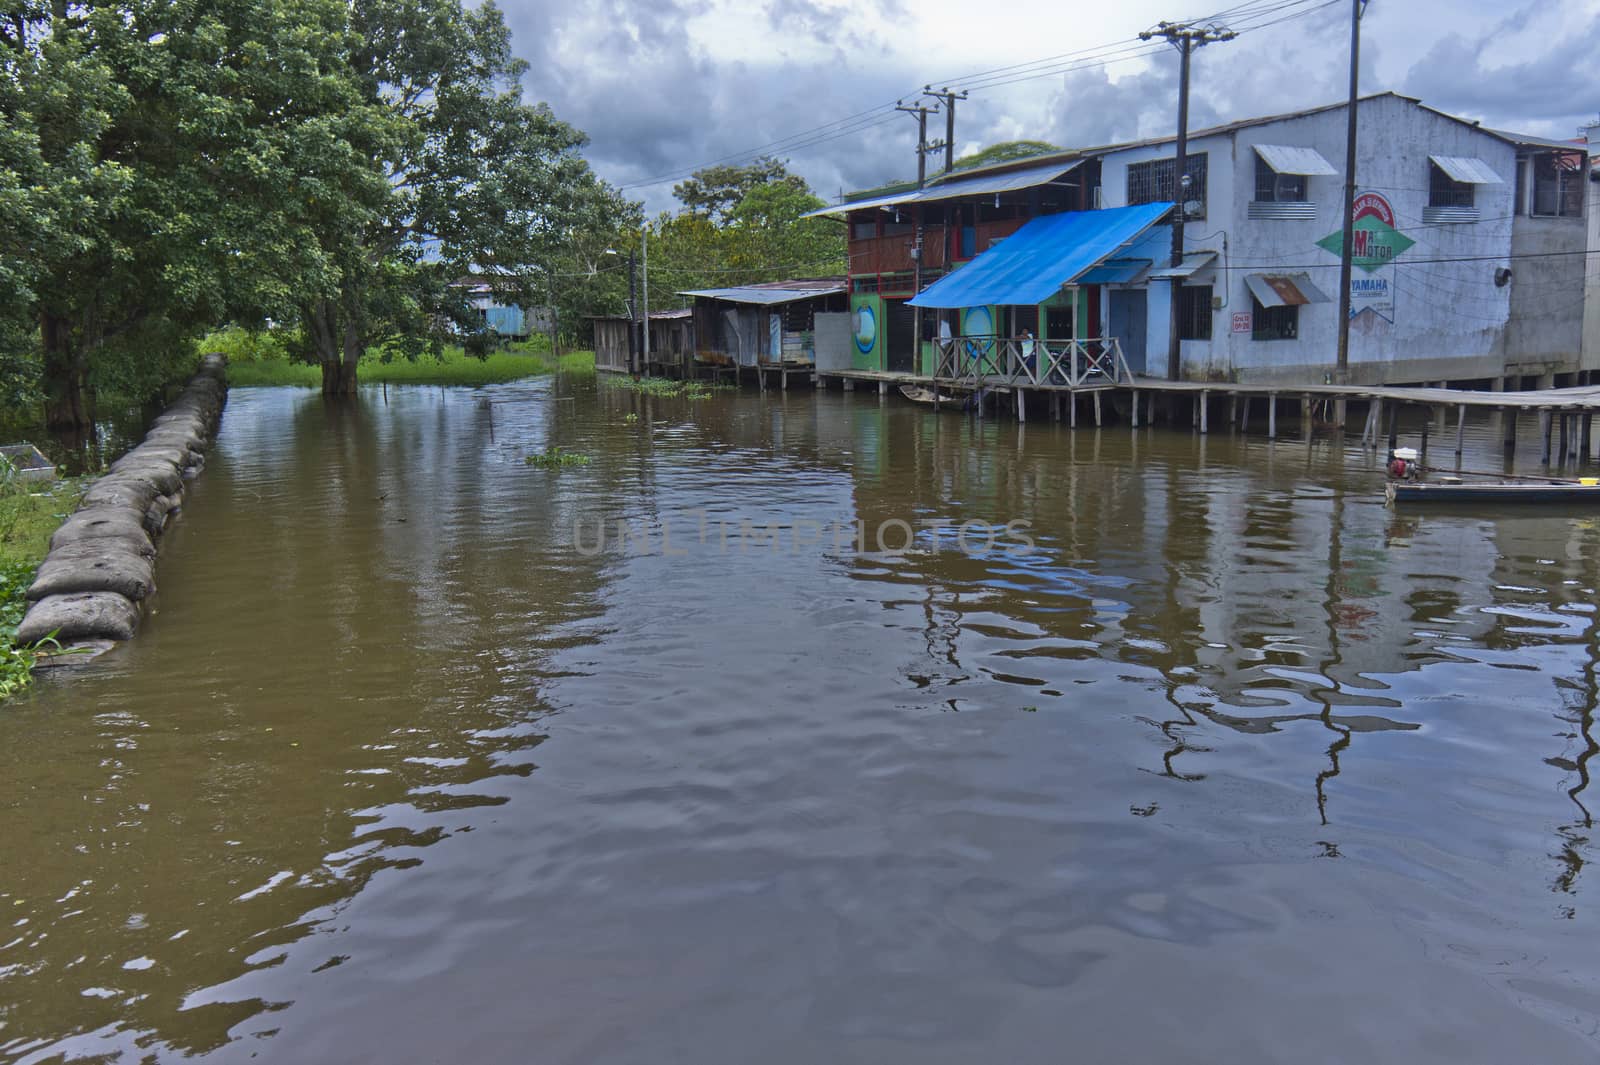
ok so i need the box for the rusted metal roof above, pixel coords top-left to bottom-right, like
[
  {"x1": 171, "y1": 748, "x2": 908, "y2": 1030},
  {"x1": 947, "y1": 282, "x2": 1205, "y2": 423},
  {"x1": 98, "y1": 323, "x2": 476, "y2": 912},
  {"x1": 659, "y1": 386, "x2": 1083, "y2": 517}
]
[
  {"x1": 1148, "y1": 251, "x2": 1219, "y2": 280},
  {"x1": 1244, "y1": 273, "x2": 1331, "y2": 308},
  {"x1": 803, "y1": 160, "x2": 1084, "y2": 218},
  {"x1": 679, "y1": 282, "x2": 846, "y2": 305}
]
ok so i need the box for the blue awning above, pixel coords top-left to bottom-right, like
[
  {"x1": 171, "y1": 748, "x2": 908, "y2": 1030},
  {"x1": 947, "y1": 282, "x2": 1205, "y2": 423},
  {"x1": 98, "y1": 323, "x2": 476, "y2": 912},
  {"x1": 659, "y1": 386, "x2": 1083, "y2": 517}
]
[{"x1": 908, "y1": 202, "x2": 1174, "y2": 309}]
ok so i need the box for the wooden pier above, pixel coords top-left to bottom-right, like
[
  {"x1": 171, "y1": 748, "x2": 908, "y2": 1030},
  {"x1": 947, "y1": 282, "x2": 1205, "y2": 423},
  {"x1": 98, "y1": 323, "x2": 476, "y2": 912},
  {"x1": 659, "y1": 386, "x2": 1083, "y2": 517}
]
[{"x1": 805, "y1": 367, "x2": 1600, "y2": 466}]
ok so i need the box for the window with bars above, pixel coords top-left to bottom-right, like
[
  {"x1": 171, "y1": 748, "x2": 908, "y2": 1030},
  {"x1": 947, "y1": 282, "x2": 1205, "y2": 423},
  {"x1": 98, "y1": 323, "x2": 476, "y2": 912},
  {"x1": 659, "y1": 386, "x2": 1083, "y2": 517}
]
[
  {"x1": 1127, "y1": 153, "x2": 1208, "y2": 218},
  {"x1": 851, "y1": 219, "x2": 878, "y2": 240},
  {"x1": 1250, "y1": 297, "x2": 1298, "y2": 341},
  {"x1": 1254, "y1": 156, "x2": 1307, "y2": 202},
  {"x1": 1179, "y1": 286, "x2": 1213, "y2": 340},
  {"x1": 1531, "y1": 151, "x2": 1584, "y2": 217},
  {"x1": 1428, "y1": 162, "x2": 1474, "y2": 208}
]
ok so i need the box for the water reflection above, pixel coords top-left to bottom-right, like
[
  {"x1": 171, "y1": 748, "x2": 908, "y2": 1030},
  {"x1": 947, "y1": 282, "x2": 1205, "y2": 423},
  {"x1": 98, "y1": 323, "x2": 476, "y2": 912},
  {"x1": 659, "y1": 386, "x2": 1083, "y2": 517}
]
[{"x1": 1, "y1": 382, "x2": 1599, "y2": 1062}]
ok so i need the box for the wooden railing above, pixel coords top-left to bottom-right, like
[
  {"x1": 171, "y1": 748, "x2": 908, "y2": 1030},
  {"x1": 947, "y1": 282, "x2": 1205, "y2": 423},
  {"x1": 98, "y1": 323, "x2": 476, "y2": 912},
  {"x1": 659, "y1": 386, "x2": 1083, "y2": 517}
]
[{"x1": 933, "y1": 335, "x2": 1132, "y2": 388}]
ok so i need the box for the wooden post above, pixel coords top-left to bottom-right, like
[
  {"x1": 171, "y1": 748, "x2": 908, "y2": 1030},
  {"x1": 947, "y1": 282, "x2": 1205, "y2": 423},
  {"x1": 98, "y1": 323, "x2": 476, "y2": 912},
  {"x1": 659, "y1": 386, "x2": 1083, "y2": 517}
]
[
  {"x1": 843, "y1": 378, "x2": 854, "y2": 392},
  {"x1": 1387, "y1": 403, "x2": 1399, "y2": 452},
  {"x1": 1301, "y1": 394, "x2": 1312, "y2": 438},
  {"x1": 1016, "y1": 388, "x2": 1026, "y2": 422},
  {"x1": 1559, "y1": 412, "x2": 1569, "y2": 463},
  {"x1": 1228, "y1": 393, "x2": 1237, "y2": 428},
  {"x1": 1420, "y1": 418, "x2": 1429, "y2": 464},
  {"x1": 1070, "y1": 390, "x2": 1077, "y2": 428},
  {"x1": 879, "y1": 379, "x2": 888, "y2": 396},
  {"x1": 1199, "y1": 390, "x2": 1209, "y2": 434},
  {"x1": 1540, "y1": 409, "x2": 1552, "y2": 464},
  {"x1": 1583, "y1": 413, "x2": 1593, "y2": 462},
  {"x1": 1093, "y1": 390, "x2": 1102, "y2": 427},
  {"x1": 1146, "y1": 391, "x2": 1155, "y2": 427},
  {"x1": 1503, "y1": 407, "x2": 1516, "y2": 451},
  {"x1": 1268, "y1": 393, "x2": 1277, "y2": 439},
  {"x1": 1132, "y1": 390, "x2": 1141, "y2": 428},
  {"x1": 1454, "y1": 403, "x2": 1465, "y2": 456}
]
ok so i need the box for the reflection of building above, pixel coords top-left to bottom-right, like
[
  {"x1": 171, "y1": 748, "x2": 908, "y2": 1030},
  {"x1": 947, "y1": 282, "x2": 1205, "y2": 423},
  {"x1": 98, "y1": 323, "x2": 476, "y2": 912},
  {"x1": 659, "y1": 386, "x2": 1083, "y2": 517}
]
[{"x1": 811, "y1": 93, "x2": 1591, "y2": 387}]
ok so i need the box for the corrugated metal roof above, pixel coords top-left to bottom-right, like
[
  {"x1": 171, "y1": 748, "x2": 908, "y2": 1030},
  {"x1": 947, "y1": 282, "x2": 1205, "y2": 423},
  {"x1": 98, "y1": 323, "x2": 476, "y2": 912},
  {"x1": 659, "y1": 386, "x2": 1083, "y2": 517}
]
[
  {"x1": 907, "y1": 203, "x2": 1173, "y2": 310},
  {"x1": 679, "y1": 285, "x2": 845, "y2": 305},
  {"x1": 1244, "y1": 273, "x2": 1331, "y2": 308},
  {"x1": 1253, "y1": 144, "x2": 1338, "y2": 176},
  {"x1": 1148, "y1": 251, "x2": 1218, "y2": 280},
  {"x1": 1429, "y1": 154, "x2": 1503, "y2": 184},
  {"x1": 804, "y1": 160, "x2": 1083, "y2": 218}
]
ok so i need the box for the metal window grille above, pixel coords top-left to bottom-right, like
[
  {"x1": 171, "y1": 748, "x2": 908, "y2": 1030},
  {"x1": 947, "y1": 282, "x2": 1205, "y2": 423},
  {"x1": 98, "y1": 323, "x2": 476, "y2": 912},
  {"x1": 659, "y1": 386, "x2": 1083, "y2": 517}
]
[
  {"x1": 1179, "y1": 285, "x2": 1213, "y2": 341},
  {"x1": 1532, "y1": 151, "x2": 1585, "y2": 217},
  {"x1": 1428, "y1": 163, "x2": 1474, "y2": 209},
  {"x1": 1250, "y1": 298, "x2": 1298, "y2": 341},
  {"x1": 1127, "y1": 153, "x2": 1207, "y2": 218},
  {"x1": 1254, "y1": 156, "x2": 1306, "y2": 203}
]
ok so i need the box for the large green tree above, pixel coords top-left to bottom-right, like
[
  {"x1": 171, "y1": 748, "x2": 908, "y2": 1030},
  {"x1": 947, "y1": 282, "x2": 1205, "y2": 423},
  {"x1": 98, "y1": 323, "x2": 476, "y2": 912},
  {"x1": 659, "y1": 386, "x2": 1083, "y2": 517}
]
[{"x1": 295, "y1": 0, "x2": 632, "y2": 394}]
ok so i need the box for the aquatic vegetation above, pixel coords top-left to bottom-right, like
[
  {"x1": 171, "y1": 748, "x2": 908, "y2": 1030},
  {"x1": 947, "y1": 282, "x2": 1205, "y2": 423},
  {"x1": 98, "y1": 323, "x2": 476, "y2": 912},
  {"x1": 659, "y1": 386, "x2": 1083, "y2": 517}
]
[
  {"x1": 525, "y1": 445, "x2": 592, "y2": 469},
  {"x1": 623, "y1": 412, "x2": 639, "y2": 424},
  {"x1": 611, "y1": 376, "x2": 732, "y2": 400}
]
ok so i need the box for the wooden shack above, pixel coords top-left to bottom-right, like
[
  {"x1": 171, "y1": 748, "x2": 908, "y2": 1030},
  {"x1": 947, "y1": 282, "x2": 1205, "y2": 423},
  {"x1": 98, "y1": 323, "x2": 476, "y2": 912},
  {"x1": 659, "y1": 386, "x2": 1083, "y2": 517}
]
[
  {"x1": 589, "y1": 310, "x2": 696, "y2": 375},
  {"x1": 682, "y1": 280, "x2": 848, "y2": 368}
]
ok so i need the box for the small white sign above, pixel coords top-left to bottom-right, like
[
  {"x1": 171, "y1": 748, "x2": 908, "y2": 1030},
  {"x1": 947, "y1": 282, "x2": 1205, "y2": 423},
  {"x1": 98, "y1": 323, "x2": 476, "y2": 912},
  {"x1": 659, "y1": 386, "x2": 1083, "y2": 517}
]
[{"x1": 1231, "y1": 311, "x2": 1252, "y2": 334}]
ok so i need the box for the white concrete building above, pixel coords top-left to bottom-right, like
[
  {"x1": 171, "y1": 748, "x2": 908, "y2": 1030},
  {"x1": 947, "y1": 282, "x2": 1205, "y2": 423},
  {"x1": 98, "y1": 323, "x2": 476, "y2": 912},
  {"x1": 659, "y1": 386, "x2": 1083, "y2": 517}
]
[
  {"x1": 1091, "y1": 93, "x2": 1589, "y2": 385},
  {"x1": 1585, "y1": 121, "x2": 1600, "y2": 373}
]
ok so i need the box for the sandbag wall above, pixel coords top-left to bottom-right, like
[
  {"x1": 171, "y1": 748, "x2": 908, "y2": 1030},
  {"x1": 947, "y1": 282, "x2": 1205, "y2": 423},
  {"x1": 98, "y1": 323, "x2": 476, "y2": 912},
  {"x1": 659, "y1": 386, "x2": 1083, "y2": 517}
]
[{"x1": 17, "y1": 355, "x2": 227, "y2": 649}]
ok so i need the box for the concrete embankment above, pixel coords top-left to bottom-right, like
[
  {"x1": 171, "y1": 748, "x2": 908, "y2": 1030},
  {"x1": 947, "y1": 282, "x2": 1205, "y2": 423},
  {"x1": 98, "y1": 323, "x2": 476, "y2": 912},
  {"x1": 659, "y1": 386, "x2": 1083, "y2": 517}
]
[{"x1": 17, "y1": 355, "x2": 227, "y2": 653}]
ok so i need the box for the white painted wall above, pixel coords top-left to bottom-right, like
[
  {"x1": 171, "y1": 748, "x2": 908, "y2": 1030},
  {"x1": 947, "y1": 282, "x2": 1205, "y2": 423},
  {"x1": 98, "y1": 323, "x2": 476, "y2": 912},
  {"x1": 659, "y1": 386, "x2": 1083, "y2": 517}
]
[
  {"x1": 1585, "y1": 123, "x2": 1600, "y2": 371},
  {"x1": 1098, "y1": 95, "x2": 1549, "y2": 384}
]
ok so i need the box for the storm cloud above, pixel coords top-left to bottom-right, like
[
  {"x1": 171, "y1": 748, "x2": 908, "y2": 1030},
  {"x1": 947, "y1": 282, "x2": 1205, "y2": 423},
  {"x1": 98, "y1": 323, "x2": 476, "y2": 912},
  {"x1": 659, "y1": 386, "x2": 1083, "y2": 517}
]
[{"x1": 496, "y1": 0, "x2": 1599, "y2": 214}]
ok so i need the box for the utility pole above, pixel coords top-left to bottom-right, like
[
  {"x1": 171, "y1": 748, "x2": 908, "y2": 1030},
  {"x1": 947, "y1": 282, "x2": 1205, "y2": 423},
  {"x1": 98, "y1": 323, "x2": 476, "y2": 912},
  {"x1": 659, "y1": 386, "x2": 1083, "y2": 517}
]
[
  {"x1": 1335, "y1": 0, "x2": 1368, "y2": 387},
  {"x1": 1141, "y1": 19, "x2": 1236, "y2": 381},
  {"x1": 627, "y1": 250, "x2": 639, "y2": 375},
  {"x1": 924, "y1": 86, "x2": 969, "y2": 175},
  {"x1": 630, "y1": 223, "x2": 643, "y2": 372},
  {"x1": 898, "y1": 99, "x2": 941, "y2": 373}
]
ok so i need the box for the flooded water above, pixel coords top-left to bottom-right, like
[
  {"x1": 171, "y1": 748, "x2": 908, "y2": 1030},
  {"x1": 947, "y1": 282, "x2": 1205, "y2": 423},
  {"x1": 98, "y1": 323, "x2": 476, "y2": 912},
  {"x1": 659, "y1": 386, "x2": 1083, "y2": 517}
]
[{"x1": 3, "y1": 376, "x2": 1599, "y2": 1063}]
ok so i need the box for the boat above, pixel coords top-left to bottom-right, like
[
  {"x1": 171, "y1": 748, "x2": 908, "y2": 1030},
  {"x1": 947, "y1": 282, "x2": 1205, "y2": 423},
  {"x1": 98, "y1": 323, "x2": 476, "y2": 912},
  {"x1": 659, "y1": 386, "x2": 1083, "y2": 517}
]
[
  {"x1": 1387, "y1": 479, "x2": 1600, "y2": 504},
  {"x1": 898, "y1": 383, "x2": 961, "y2": 407}
]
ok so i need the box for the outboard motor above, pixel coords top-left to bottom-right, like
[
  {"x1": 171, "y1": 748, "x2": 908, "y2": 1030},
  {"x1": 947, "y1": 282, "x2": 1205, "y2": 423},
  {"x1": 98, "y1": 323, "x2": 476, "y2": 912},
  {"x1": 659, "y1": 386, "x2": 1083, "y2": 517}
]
[{"x1": 1386, "y1": 446, "x2": 1420, "y2": 480}]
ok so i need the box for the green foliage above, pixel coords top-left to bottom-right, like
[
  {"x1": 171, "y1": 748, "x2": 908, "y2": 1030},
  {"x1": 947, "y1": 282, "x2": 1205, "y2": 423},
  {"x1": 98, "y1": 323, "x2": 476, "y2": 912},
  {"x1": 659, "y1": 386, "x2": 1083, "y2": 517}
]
[
  {"x1": 611, "y1": 377, "x2": 730, "y2": 400},
  {"x1": 622, "y1": 412, "x2": 639, "y2": 424},
  {"x1": 524, "y1": 445, "x2": 590, "y2": 469},
  {"x1": 948, "y1": 140, "x2": 1063, "y2": 172},
  {"x1": 197, "y1": 327, "x2": 300, "y2": 364},
  {"x1": 672, "y1": 156, "x2": 803, "y2": 224}
]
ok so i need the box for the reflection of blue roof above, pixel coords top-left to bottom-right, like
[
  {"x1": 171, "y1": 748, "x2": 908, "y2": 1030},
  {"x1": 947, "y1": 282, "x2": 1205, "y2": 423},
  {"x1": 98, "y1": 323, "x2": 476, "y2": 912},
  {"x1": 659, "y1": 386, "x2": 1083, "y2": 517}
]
[{"x1": 908, "y1": 203, "x2": 1174, "y2": 309}]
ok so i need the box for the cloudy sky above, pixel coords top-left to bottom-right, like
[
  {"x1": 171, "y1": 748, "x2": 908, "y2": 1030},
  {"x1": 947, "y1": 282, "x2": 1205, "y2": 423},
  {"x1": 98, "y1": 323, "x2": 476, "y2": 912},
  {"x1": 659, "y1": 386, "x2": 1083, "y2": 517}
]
[{"x1": 498, "y1": 0, "x2": 1600, "y2": 213}]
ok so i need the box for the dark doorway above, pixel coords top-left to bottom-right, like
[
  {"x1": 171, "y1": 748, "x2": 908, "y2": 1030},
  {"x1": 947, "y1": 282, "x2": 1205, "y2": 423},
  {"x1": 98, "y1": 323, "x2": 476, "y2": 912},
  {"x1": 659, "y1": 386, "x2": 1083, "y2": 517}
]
[
  {"x1": 886, "y1": 299, "x2": 916, "y2": 373},
  {"x1": 1108, "y1": 289, "x2": 1148, "y2": 375}
]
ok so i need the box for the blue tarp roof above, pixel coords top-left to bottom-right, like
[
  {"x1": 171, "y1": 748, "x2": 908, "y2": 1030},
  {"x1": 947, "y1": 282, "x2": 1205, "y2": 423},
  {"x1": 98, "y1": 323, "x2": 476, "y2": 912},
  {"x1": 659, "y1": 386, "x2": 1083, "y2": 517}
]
[{"x1": 908, "y1": 202, "x2": 1174, "y2": 309}]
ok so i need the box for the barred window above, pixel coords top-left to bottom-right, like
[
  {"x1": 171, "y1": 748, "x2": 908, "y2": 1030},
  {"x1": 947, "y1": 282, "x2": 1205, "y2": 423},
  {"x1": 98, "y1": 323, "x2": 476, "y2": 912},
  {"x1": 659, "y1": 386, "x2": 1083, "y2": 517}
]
[
  {"x1": 1179, "y1": 286, "x2": 1213, "y2": 340},
  {"x1": 1251, "y1": 298, "x2": 1298, "y2": 341},
  {"x1": 1428, "y1": 162, "x2": 1474, "y2": 209},
  {"x1": 1127, "y1": 153, "x2": 1208, "y2": 219},
  {"x1": 1531, "y1": 151, "x2": 1584, "y2": 218},
  {"x1": 851, "y1": 219, "x2": 878, "y2": 240},
  {"x1": 1255, "y1": 156, "x2": 1307, "y2": 203}
]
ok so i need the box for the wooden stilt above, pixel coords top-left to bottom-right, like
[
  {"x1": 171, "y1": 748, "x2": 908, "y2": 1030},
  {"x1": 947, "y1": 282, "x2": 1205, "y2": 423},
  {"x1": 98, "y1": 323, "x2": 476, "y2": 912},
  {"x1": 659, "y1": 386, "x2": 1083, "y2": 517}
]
[
  {"x1": 1454, "y1": 403, "x2": 1466, "y2": 456},
  {"x1": 1146, "y1": 391, "x2": 1155, "y2": 427},
  {"x1": 1540, "y1": 409, "x2": 1553, "y2": 464},
  {"x1": 1583, "y1": 413, "x2": 1593, "y2": 462},
  {"x1": 1559, "y1": 412, "x2": 1569, "y2": 463},
  {"x1": 1387, "y1": 403, "x2": 1399, "y2": 452},
  {"x1": 1016, "y1": 389, "x2": 1025, "y2": 422},
  {"x1": 1503, "y1": 408, "x2": 1515, "y2": 453},
  {"x1": 843, "y1": 378, "x2": 854, "y2": 392},
  {"x1": 1228, "y1": 393, "x2": 1237, "y2": 428},
  {"x1": 1199, "y1": 391, "x2": 1209, "y2": 434},
  {"x1": 1093, "y1": 390, "x2": 1102, "y2": 427},
  {"x1": 1301, "y1": 394, "x2": 1312, "y2": 438},
  {"x1": 1268, "y1": 393, "x2": 1277, "y2": 439},
  {"x1": 1070, "y1": 390, "x2": 1077, "y2": 428},
  {"x1": 1132, "y1": 390, "x2": 1141, "y2": 428}
]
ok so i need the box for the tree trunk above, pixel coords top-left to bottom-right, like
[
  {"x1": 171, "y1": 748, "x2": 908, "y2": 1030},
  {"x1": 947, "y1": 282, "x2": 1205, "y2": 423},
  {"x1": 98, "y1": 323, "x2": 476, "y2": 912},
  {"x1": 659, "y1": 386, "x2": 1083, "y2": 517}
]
[
  {"x1": 320, "y1": 359, "x2": 359, "y2": 394},
  {"x1": 40, "y1": 312, "x2": 91, "y2": 432}
]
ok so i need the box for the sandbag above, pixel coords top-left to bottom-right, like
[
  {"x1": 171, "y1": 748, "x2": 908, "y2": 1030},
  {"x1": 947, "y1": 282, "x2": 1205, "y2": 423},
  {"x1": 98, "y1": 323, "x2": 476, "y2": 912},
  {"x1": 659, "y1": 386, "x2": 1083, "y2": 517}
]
[
  {"x1": 28, "y1": 544, "x2": 156, "y2": 602},
  {"x1": 17, "y1": 591, "x2": 141, "y2": 644}
]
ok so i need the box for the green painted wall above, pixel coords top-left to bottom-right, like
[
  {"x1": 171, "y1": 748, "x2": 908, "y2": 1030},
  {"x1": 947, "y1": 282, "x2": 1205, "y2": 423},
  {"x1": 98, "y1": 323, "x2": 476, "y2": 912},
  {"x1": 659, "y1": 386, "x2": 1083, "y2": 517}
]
[{"x1": 849, "y1": 293, "x2": 883, "y2": 371}]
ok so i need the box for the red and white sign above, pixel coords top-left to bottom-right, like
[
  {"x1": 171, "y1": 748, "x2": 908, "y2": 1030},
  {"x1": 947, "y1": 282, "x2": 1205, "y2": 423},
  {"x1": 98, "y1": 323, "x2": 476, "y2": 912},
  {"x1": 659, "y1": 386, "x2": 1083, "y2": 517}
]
[{"x1": 1231, "y1": 312, "x2": 1252, "y2": 334}]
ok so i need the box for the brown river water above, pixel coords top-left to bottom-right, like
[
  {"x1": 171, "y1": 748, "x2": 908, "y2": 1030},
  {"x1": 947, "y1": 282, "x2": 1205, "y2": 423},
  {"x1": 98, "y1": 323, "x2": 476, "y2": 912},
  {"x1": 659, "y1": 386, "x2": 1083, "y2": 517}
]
[{"x1": 3, "y1": 375, "x2": 1599, "y2": 1063}]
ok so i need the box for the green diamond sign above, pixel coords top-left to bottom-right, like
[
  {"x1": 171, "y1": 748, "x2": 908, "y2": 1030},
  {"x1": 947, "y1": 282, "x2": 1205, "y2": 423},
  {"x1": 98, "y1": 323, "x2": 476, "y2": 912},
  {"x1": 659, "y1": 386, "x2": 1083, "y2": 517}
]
[{"x1": 1316, "y1": 192, "x2": 1415, "y2": 273}]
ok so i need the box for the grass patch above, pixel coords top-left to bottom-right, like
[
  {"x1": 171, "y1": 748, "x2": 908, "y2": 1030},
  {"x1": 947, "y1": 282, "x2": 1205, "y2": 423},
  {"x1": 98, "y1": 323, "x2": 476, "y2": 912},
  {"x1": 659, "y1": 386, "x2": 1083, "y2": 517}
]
[
  {"x1": 0, "y1": 469, "x2": 89, "y2": 697},
  {"x1": 203, "y1": 327, "x2": 597, "y2": 389},
  {"x1": 525, "y1": 445, "x2": 591, "y2": 469}
]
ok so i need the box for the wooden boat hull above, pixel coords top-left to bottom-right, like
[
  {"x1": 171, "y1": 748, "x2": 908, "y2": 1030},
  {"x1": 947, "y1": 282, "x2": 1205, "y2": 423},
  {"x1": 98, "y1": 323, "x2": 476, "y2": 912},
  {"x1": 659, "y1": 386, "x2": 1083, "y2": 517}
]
[
  {"x1": 898, "y1": 384, "x2": 961, "y2": 407},
  {"x1": 1387, "y1": 481, "x2": 1600, "y2": 504}
]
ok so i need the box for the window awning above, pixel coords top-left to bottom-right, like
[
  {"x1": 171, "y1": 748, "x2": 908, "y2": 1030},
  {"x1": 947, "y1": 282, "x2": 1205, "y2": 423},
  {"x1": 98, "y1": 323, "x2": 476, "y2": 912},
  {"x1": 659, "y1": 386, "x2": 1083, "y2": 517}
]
[
  {"x1": 907, "y1": 202, "x2": 1174, "y2": 309},
  {"x1": 1077, "y1": 258, "x2": 1151, "y2": 284},
  {"x1": 1429, "y1": 155, "x2": 1503, "y2": 184},
  {"x1": 1244, "y1": 273, "x2": 1330, "y2": 308},
  {"x1": 803, "y1": 159, "x2": 1084, "y2": 218},
  {"x1": 1253, "y1": 144, "x2": 1338, "y2": 176},
  {"x1": 1147, "y1": 251, "x2": 1218, "y2": 280}
]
